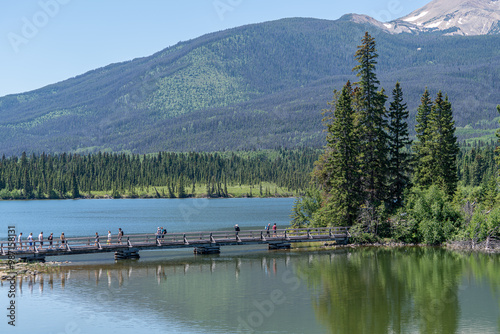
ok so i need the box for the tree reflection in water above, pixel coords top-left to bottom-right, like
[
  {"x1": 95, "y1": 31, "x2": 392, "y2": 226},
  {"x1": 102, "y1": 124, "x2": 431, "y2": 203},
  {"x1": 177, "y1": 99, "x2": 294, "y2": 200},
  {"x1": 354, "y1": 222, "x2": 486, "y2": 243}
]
[{"x1": 295, "y1": 247, "x2": 471, "y2": 334}]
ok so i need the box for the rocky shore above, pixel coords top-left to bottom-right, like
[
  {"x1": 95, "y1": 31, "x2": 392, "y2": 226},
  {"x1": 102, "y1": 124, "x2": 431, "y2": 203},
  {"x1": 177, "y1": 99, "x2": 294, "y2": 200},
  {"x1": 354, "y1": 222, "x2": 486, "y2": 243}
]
[
  {"x1": 0, "y1": 260, "x2": 68, "y2": 280},
  {"x1": 446, "y1": 236, "x2": 500, "y2": 253},
  {"x1": 318, "y1": 238, "x2": 500, "y2": 254}
]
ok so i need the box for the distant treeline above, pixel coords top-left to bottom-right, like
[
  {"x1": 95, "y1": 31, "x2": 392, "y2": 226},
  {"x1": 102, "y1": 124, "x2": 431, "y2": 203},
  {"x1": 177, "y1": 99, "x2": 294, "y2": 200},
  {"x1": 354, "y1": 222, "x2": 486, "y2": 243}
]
[{"x1": 0, "y1": 149, "x2": 319, "y2": 199}]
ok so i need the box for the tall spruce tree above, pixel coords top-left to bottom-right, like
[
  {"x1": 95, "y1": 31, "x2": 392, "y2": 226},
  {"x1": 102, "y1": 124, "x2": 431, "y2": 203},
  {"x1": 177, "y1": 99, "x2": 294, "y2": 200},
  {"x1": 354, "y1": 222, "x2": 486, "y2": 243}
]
[
  {"x1": 413, "y1": 88, "x2": 433, "y2": 187},
  {"x1": 387, "y1": 82, "x2": 412, "y2": 209},
  {"x1": 430, "y1": 92, "x2": 459, "y2": 196},
  {"x1": 71, "y1": 172, "x2": 80, "y2": 198},
  {"x1": 352, "y1": 32, "x2": 388, "y2": 212},
  {"x1": 415, "y1": 91, "x2": 459, "y2": 196},
  {"x1": 313, "y1": 82, "x2": 361, "y2": 226},
  {"x1": 495, "y1": 106, "x2": 500, "y2": 168}
]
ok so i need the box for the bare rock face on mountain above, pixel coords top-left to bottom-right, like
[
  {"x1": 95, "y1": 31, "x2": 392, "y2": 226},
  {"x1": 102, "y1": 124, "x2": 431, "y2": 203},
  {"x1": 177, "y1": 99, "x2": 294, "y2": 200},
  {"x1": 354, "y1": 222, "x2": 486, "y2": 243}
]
[{"x1": 391, "y1": 0, "x2": 500, "y2": 35}]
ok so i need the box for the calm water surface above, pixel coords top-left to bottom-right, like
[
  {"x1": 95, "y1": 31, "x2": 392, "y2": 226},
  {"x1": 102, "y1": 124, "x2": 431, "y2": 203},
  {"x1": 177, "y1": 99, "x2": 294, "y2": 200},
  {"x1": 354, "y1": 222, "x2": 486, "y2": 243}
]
[
  {"x1": 0, "y1": 199, "x2": 499, "y2": 333},
  {"x1": 0, "y1": 198, "x2": 294, "y2": 239}
]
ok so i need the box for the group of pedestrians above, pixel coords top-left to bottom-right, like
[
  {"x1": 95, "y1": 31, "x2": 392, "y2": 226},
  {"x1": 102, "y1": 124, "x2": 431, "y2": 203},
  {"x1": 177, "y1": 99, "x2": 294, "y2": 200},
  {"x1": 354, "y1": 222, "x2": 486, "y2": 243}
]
[
  {"x1": 17, "y1": 232, "x2": 61, "y2": 250},
  {"x1": 265, "y1": 223, "x2": 277, "y2": 236},
  {"x1": 94, "y1": 228, "x2": 125, "y2": 246},
  {"x1": 16, "y1": 228, "x2": 127, "y2": 251},
  {"x1": 233, "y1": 223, "x2": 278, "y2": 236},
  {"x1": 155, "y1": 227, "x2": 167, "y2": 239},
  {"x1": 16, "y1": 224, "x2": 280, "y2": 250}
]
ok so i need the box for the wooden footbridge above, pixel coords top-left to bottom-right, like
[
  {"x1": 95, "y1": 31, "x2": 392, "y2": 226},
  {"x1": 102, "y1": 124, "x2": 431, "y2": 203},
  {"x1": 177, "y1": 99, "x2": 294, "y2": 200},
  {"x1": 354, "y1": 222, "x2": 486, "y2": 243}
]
[{"x1": 0, "y1": 227, "x2": 350, "y2": 261}]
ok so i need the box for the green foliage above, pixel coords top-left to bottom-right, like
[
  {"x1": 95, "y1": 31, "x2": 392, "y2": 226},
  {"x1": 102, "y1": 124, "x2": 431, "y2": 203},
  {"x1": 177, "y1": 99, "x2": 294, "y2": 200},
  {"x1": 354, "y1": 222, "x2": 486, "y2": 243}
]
[
  {"x1": 71, "y1": 172, "x2": 80, "y2": 199},
  {"x1": 387, "y1": 82, "x2": 412, "y2": 209},
  {"x1": 290, "y1": 187, "x2": 322, "y2": 228},
  {"x1": 354, "y1": 32, "x2": 389, "y2": 208},
  {"x1": 177, "y1": 176, "x2": 187, "y2": 198},
  {"x1": 462, "y1": 207, "x2": 500, "y2": 243},
  {"x1": 389, "y1": 211, "x2": 419, "y2": 244},
  {"x1": 413, "y1": 91, "x2": 459, "y2": 196},
  {"x1": 348, "y1": 224, "x2": 380, "y2": 244},
  {"x1": 312, "y1": 82, "x2": 361, "y2": 226},
  {"x1": 403, "y1": 186, "x2": 462, "y2": 244}
]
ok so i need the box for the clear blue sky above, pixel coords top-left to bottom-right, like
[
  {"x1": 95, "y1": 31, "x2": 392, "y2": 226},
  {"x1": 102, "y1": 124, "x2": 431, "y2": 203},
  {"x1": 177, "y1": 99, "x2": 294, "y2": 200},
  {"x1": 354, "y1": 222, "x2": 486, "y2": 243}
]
[{"x1": 0, "y1": 0, "x2": 430, "y2": 97}]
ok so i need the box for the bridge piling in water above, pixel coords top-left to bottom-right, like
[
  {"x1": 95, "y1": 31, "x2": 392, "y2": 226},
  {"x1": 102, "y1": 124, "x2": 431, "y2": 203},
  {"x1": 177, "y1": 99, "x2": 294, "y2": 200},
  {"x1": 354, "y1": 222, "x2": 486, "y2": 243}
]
[
  {"x1": 194, "y1": 246, "x2": 220, "y2": 254},
  {"x1": 114, "y1": 248, "x2": 140, "y2": 260},
  {"x1": 268, "y1": 242, "x2": 291, "y2": 250}
]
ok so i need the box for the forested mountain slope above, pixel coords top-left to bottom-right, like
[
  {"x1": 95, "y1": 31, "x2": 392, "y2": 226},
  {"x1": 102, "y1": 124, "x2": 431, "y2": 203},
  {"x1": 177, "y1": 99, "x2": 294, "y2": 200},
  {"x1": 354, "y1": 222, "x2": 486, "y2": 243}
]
[{"x1": 0, "y1": 17, "x2": 499, "y2": 155}]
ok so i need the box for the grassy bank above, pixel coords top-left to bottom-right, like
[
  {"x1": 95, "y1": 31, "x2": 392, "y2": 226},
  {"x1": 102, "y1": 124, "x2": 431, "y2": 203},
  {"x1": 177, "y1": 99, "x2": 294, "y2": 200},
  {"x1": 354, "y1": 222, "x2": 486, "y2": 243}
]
[{"x1": 0, "y1": 182, "x2": 299, "y2": 200}]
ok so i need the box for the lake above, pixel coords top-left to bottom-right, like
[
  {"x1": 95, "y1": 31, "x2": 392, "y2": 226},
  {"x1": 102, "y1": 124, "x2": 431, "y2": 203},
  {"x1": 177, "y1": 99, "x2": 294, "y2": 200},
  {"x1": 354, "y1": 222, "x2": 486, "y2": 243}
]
[{"x1": 0, "y1": 199, "x2": 499, "y2": 333}]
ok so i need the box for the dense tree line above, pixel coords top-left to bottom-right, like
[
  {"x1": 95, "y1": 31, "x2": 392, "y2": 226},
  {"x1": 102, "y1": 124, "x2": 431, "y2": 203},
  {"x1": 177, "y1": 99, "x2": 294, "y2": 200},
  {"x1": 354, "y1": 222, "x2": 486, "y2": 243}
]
[
  {"x1": 0, "y1": 149, "x2": 318, "y2": 199},
  {"x1": 292, "y1": 33, "x2": 500, "y2": 246},
  {"x1": 457, "y1": 143, "x2": 497, "y2": 188}
]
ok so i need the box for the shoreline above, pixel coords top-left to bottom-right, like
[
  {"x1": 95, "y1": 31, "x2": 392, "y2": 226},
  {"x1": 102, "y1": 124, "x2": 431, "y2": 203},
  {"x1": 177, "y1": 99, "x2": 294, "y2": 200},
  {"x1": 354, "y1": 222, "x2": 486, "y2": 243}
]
[
  {"x1": 293, "y1": 240, "x2": 500, "y2": 254},
  {"x1": 0, "y1": 194, "x2": 298, "y2": 201}
]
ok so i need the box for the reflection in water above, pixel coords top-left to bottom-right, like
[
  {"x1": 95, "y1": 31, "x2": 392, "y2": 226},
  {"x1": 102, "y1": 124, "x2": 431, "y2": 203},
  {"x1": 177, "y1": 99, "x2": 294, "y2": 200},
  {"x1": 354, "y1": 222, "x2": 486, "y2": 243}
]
[
  {"x1": 296, "y1": 247, "x2": 499, "y2": 334},
  {"x1": 1, "y1": 248, "x2": 499, "y2": 334}
]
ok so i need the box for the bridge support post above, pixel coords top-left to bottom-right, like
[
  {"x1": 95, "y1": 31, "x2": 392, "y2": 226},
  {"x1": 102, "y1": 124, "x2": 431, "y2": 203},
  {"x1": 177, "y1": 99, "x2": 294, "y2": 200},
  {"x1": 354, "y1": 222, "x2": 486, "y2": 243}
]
[
  {"x1": 268, "y1": 242, "x2": 291, "y2": 250},
  {"x1": 194, "y1": 246, "x2": 220, "y2": 254},
  {"x1": 19, "y1": 253, "x2": 46, "y2": 263},
  {"x1": 114, "y1": 248, "x2": 140, "y2": 260}
]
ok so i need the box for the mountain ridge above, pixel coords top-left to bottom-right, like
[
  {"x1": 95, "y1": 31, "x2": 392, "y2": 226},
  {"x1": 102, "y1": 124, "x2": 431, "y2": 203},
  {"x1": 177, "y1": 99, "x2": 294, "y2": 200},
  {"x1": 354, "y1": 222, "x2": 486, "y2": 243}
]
[{"x1": 0, "y1": 9, "x2": 499, "y2": 155}]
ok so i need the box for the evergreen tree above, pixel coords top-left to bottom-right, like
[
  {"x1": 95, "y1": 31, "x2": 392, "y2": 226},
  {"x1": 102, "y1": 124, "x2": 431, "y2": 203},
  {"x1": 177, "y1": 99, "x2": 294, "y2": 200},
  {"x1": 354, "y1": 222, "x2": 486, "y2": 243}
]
[
  {"x1": 413, "y1": 88, "x2": 433, "y2": 187},
  {"x1": 313, "y1": 82, "x2": 361, "y2": 226},
  {"x1": 434, "y1": 92, "x2": 459, "y2": 195},
  {"x1": 177, "y1": 175, "x2": 187, "y2": 198},
  {"x1": 387, "y1": 82, "x2": 412, "y2": 209},
  {"x1": 352, "y1": 32, "x2": 388, "y2": 214},
  {"x1": 71, "y1": 172, "x2": 80, "y2": 198},
  {"x1": 424, "y1": 92, "x2": 459, "y2": 196},
  {"x1": 22, "y1": 169, "x2": 32, "y2": 199},
  {"x1": 495, "y1": 106, "x2": 500, "y2": 168}
]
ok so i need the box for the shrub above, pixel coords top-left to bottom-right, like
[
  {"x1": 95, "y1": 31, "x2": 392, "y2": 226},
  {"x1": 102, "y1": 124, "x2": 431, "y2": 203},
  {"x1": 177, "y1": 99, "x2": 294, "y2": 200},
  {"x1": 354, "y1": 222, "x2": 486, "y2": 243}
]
[{"x1": 402, "y1": 185, "x2": 463, "y2": 244}]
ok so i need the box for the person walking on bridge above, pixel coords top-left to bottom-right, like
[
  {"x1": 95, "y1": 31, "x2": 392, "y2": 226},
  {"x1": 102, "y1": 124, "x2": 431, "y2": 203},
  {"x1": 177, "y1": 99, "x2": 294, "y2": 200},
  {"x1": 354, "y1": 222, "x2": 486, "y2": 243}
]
[
  {"x1": 27, "y1": 233, "x2": 33, "y2": 250},
  {"x1": 17, "y1": 232, "x2": 23, "y2": 250},
  {"x1": 117, "y1": 228, "x2": 123, "y2": 244},
  {"x1": 265, "y1": 223, "x2": 271, "y2": 237},
  {"x1": 48, "y1": 233, "x2": 53, "y2": 249},
  {"x1": 60, "y1": 232, "x2": 66, "y2": 249},
  {"x1": 38, "y1": 232, "x2": 44, "y2": 249},
  {"x1": 273, "y1": 223, "x2": 277, "y2": 237},
  {"x1": 95, "y1": 232, "x2": 100, "y2": 246}
]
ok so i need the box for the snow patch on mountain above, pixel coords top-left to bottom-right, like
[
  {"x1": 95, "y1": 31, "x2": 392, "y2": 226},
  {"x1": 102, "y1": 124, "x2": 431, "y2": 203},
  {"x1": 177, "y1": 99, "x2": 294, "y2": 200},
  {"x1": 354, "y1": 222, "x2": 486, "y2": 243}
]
[{"x1": 393, "y1": 0, "x2": 500, "y2": 35}]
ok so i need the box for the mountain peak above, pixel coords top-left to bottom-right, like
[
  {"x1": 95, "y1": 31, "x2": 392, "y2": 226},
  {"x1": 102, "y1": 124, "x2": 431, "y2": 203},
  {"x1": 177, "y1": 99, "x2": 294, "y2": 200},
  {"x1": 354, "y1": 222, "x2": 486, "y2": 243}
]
[
  {"x1": 339, "y1": 13, "x2": 394, "y2": 30},
  {"x1": 394, "y1": 0, "x2": 500, "y2": 35}
]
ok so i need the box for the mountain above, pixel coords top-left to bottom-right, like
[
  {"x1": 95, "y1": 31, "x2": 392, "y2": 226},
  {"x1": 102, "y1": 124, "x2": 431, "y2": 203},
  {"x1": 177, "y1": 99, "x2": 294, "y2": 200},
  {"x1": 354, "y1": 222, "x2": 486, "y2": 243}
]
[
  {"x1": 390, "y1": 0, "x2": 500, "y2": 35},
  {"x1": 0, "y1": 10, "x2": 499, "y2": 155}
]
